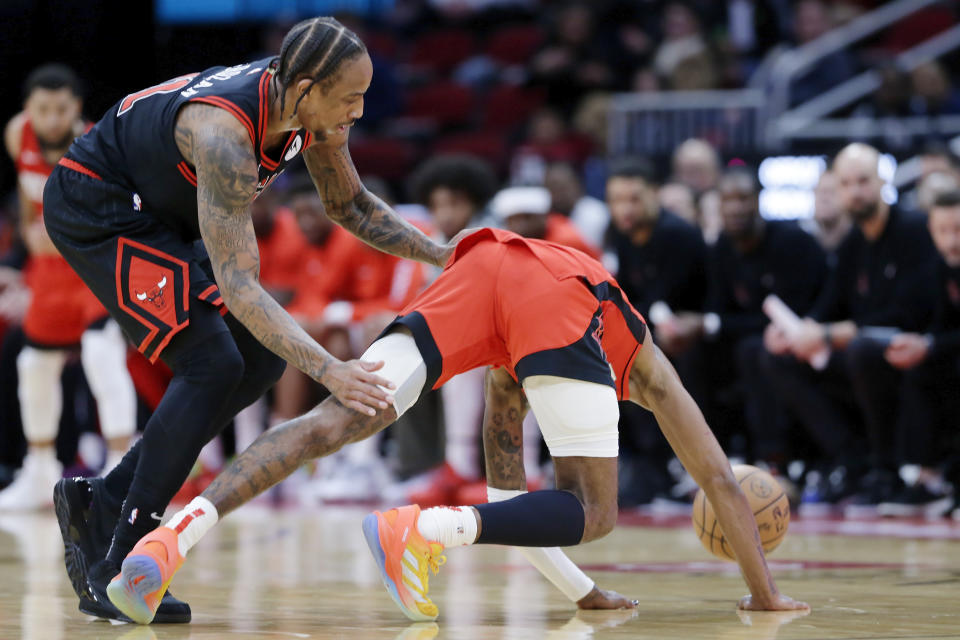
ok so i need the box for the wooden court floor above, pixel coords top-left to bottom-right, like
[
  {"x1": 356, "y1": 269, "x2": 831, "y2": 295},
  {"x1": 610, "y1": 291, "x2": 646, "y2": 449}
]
[{"x1": 1, "y1": 505, "x2": 959, "y2": 639}]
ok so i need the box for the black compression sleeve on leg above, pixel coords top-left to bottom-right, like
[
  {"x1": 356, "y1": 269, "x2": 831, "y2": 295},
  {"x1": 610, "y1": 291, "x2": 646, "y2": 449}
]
[{"x1": 474, "y1": 490, "x2": 585, "y2": 546}]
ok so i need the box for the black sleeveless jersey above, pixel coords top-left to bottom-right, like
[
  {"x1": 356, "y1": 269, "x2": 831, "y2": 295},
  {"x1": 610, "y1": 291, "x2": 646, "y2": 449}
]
[{"x1": 65, "y1": 57, "x2": 313, "y2": 240}]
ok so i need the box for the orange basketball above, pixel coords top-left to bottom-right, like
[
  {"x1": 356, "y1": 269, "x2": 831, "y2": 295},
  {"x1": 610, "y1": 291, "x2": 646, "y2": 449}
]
[{"x1": 691, "y1": 464, "x2": 790, "y2": 561}]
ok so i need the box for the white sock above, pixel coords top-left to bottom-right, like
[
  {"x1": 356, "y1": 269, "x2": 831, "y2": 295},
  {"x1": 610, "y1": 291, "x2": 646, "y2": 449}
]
[
  {"x1": 164, "y1": 496, "x2": 219, "y2": 557},
  {"x1": 416, "y1": 506, "x2": 478, "y2": 548}
]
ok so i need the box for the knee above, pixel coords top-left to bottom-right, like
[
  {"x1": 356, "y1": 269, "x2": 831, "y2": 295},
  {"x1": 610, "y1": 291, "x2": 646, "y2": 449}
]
[
  {"x1": 174, "y1": 332, "x2": 245, "y2": 396},
  {"x1": 246, "y1": 345, "x2": 286, "y2": 391},
  {"x1": 580, "y1": 496, "x2": 618, "y2": 542}
]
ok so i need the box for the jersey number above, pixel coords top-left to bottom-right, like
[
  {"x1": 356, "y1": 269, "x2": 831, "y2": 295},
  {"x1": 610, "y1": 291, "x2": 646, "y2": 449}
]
[{"x1": 117, "y1": 73, "x2": 199, "y2": 117}]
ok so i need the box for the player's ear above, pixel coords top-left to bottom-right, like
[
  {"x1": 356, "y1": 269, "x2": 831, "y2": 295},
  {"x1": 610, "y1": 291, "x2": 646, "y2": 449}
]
[{"x1": 295, "y1": 77, "x2": 316, "y2": 100}]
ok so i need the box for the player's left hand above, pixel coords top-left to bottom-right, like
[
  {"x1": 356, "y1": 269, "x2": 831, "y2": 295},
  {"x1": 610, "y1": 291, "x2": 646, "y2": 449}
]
[
  {"x1": 437, "y1": 228, "x2": 479, "y2": 267},
  {"x1": 576, "y1": 586, "x2": 639, "y2": 610}
]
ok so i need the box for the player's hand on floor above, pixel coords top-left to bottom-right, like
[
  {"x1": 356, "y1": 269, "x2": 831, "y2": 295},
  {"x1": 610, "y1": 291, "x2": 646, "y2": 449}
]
[
  {"x1": 576, "y1": 586, "x2": 639, "y2": 610},
  {"x1": 321, "y1": 358, "x2": 396, "y2": 416},
  {"x1": 738, "y1": 593, "x2": 810, "y2": 612}
]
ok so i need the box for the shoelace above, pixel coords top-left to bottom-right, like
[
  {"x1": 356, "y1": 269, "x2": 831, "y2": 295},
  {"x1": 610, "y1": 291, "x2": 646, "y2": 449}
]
[
  {"x1": 407, "y1": 544, "x2": 447, "y2": 600},
  {"x1": 425, "y1": 543, "x2": 447, "y2": 575}
]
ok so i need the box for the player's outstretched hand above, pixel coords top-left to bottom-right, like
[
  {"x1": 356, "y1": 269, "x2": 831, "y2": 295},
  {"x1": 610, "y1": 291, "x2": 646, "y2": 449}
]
[
  {"x1": 576, "y1": 586, "x2": 639, "y2": 610},
  {"x1": 738, "y1": 593, "x2": 810, "y2": 612},
  {"x1": 321, "y1": 358, "x2": 396, "y2": 417}
]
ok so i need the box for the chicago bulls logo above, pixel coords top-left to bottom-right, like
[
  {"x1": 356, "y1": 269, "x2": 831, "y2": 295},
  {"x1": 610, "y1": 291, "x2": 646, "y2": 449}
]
[
  {"x1": 134, "y1": 275, "x2": 168, "y2": 309},
  {"x1": 116, "y1": 237, "x2": 190, "y2": 362}
]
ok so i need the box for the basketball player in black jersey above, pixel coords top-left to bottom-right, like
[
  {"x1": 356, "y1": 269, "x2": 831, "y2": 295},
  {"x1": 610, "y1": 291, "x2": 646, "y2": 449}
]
[{"x1": 44, "y1": 18, "x2": 458, "y2": 622}]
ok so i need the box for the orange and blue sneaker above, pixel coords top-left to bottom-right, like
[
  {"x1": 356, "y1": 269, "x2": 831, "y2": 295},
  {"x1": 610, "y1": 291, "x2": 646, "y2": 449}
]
[
  {"x1": 106, "y1": 527, "x2": 184, "y2": 624},
  {"x1": 362, "y1": 505, "x2": 447, "y2": 621}
]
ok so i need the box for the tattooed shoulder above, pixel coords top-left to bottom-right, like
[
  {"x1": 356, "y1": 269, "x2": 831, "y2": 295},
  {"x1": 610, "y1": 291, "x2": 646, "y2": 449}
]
[{"x1": 192, "y1": 112, "x2": 259, "y2": 211}]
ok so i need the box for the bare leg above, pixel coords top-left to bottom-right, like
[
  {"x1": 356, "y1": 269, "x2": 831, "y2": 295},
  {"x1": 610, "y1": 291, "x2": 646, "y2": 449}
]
[{"x1": 552, "y1": 457, "x2": 619, "y2": 543}]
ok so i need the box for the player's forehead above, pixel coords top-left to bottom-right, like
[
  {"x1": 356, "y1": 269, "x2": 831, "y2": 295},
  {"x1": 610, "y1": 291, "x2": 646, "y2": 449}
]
[
  {"x1": 328, "y1": 53, "x2": 372, "y2": 97},
  {"x1": 27, "y1": 86, "x2": 78, "y2": 104}
]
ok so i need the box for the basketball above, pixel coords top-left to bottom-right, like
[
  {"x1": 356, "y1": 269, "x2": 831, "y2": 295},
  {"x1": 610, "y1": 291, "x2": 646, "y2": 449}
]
[{"x1": 691, "y1": 464, "x2": 790, "y2": 561}]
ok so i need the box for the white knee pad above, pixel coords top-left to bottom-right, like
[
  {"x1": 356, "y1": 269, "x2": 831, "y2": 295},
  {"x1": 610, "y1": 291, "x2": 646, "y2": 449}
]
[
  {"x1": 81, "y1": 320, "x2": 136, "y2": 440},
  {"x1": 522, "y1": 375, "x2": 620, "y2": 458},
  {"x1": 360, "y1": 331, "x2": 427, "y2": 418},
  {"x1": 17, "y1": 346, "x2": 67, "y2": 443}
]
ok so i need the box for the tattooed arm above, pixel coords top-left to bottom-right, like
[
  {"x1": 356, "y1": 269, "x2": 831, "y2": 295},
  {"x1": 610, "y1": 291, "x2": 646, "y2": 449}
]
[
  {"x1": 303, "y1": 144, "x2": 452, "y2": 267},
  {"x1": 179, "y1": 104, "x2": 393, "y2": 416},
  {"x1": 482, "y1": 367, "x2": 634, "y2": 609}
]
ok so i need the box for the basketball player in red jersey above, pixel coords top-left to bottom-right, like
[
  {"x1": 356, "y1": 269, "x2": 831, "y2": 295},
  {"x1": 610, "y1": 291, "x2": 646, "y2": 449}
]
[
  {"x1": 111, "y1": 229, "x2": 808, "y2": 624},
  {"x1": 0, "y1": 65, "x2": 136, "y2": 511},
  {"x1": 44, "y1": 18, "x2": 458, "y2": 622}
]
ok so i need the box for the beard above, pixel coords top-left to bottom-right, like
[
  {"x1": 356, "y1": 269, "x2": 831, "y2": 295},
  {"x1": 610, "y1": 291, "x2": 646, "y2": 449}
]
[
  {"x1": 36, "y1": 129, "x2": 75, "y2": 152},
  {"x1": 848, "y1": 199, "x2": 880, "y2": 223}
]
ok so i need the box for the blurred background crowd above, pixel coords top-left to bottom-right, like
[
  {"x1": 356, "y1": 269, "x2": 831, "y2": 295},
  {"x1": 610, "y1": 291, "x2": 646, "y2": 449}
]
[{"x1": 1, "y1": 0, "x2": 960, "y2": 520}]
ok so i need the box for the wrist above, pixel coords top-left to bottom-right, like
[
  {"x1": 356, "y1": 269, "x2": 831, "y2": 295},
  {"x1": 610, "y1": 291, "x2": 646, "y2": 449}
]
[{"x1": 821, "y1": 324, "x2": 832, "y2": 348}]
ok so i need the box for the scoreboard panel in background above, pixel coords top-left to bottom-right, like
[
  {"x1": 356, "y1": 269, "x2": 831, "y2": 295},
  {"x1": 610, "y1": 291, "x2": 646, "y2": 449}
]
[{"x1": 759, "y1": 154, "x2": 898, "y2": 221}]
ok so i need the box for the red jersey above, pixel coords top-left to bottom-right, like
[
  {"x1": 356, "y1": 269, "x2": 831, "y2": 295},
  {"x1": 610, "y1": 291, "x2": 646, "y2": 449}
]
[
  {"x1": 257, "y1": 207, "x2": 308, "y2": 294},
  {"x1": 544, "y1": 214, "x2": 600, "y2": 258},
  {"x1": 393, "y1": 228, "x2": 647, "y2": 400},
  {"x1": 287, "y1": 226, "x2": 426, "y2": 322},
  {"x1": 15, "y1": 119, "x2": 52, "y2": 215},
  {"x1": 15, "y1": 118, "x2": 106, "y2": 346}
]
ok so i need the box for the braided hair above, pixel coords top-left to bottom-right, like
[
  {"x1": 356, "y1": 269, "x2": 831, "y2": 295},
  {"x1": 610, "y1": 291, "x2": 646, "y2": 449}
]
[{"x1": 275, "y1": 17, "x2": 367, "y2": 117}]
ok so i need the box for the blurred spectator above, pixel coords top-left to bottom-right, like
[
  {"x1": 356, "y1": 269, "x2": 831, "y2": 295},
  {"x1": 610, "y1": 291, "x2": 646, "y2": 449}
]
[
  {"x1": 850, "y1": 63, "x2": 913, "y2": 151},
  {"x1": 672, "y1": 139, "x2": 723, "y2": 242},
  {"x1": 605, "y1": 158, "x2": 707, "y2": 345},
  {"x1": 489, "y1": 185, "x2": 598, "y2": 257},
  {"x1": 653, "y1": 2, "x2": 710, "y2": 81},
  {"x1": 631, "y1": 66, "x2": 663, "y2": 93},
  {"x1": 855, "y1": 63, "x2": 911, "y2": 119},
  {"x1": 917, "y1": 142, "x2": 960, "y2": 181},
  {"x1": 917, "y1": 171, "x2": 960, "y2": 214},
  {"x1": 879, "y1": 190, "x2": 960, "y2": 517},
  {"x1": 511, "y1": 107, "x2": 591, "y2": 184},
  {"x1": 672, "y1": 138, "x2": 721, "y2": 198},
  {"x1": 669, "y1": 53, "x2": 720, "y2": 90},
  {"x1": 909, "y1": 61, "x2": 960, "y2": 117},
  {"x1": 807, "y1": 170, "x2": 852, "y2": 255},
  {"x1": 543, "y1": 161, "x2": 609, "y2": 250},
  {"x1": 695, "y1": 167, "x2": 828, "y2": 465},
  {"x1": 252, "y1": 183, "x2": 308, "y2": 307},
  {"x1": 659, "y1": 182, "x2": 699, "y2": 227},
  {"x1": 898, "y1": 142, "x2": 960, "y2": 213},
  {"x1": 754, "y1": 0, "x2": 858, "y2": 107},
  {"x1": 760, "y1": 143, "x2": 938, "y2": 512},
  {"x1": 529, "y1": 2, "x2": 615, "y2": 111},
  {"x1": 572, "y1": 92, "x2": 614, "y2": 201},
  {"x1": 409, "y1": 153, "x2": 497, "y2": 242}
]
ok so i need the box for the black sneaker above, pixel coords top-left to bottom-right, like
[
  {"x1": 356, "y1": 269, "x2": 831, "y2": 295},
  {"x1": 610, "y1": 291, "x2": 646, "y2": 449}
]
[
  {"x1": 877, "y1": 484, "x2": 953, "y2": 518},
  {"x1": 842, "y1": 469, "x2": 898, "y2": 518},
  {"x1": 53, "y1": 476, "x2": 100, "y2": 599},
  {"x1": 54, "y1": 477, "x2": 191, "y2": 623}
]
